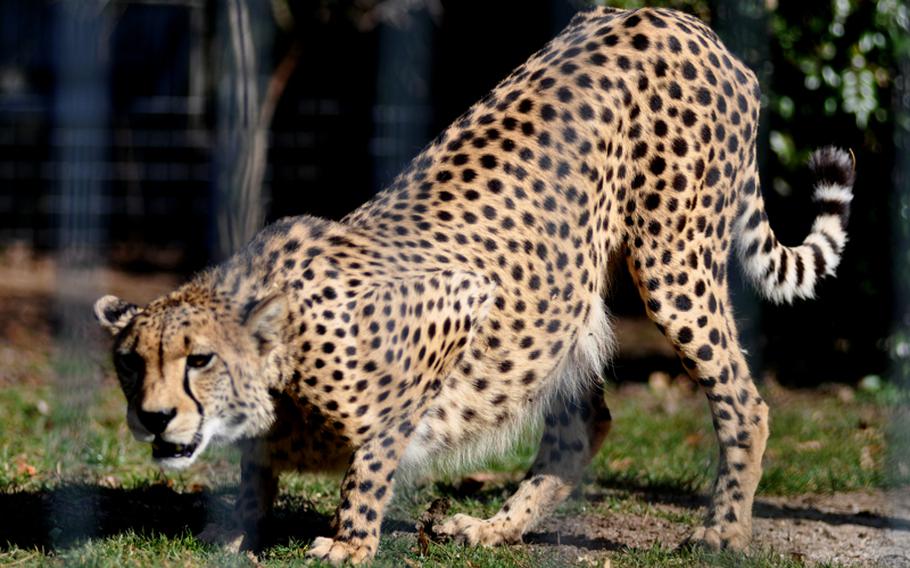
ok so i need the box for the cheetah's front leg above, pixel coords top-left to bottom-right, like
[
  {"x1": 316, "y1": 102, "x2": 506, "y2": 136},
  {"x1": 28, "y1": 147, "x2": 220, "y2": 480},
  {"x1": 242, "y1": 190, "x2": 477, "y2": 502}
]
[
  {"x1": 198, "y1": 439, "x2": 278, "y2": 552},
  {"x1": 307, "y1": 270, "x2": 493, "y2": 563},
  {"x1": 305, "y1": 427, "x2": 413, "y2": 565}
]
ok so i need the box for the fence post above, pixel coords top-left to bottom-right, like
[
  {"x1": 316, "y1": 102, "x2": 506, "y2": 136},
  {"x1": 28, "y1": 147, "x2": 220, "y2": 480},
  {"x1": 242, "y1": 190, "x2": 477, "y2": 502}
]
[
  {"x1": 711, "y1": 0, "x2": 768, "y2": 379},
  {"x1": 51, "y1": 0, "x2": 111, "y2": 544},
  {"x1": 371, "y1": 6, "x2": 434, "y2": 192},
  {"x1": 212, "y1": 0, "x2": 274, "y2": 260}
]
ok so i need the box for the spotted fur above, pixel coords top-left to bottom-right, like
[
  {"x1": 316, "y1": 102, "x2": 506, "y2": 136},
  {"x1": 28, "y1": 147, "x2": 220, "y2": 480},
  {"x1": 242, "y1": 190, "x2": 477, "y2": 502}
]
[{"x1": 94, "y1": 7, "x2": 854, "y2": 564}]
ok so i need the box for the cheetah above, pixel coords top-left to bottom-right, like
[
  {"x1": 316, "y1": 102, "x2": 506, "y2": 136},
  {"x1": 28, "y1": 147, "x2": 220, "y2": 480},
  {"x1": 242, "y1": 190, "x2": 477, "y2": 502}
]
[{"x1": 94, "y1": 6, "x2": 855, "y2": 564}]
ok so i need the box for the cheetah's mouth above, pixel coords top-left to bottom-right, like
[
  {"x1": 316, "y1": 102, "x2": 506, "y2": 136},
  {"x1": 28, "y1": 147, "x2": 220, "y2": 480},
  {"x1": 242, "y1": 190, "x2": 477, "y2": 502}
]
[{"x1": 151, "y1": 435, "x2": 200, "y2": 460}]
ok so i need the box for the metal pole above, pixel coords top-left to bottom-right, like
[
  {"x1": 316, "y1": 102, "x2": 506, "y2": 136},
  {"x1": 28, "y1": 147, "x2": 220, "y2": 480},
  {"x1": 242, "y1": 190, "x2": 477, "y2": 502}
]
[
  {"x1": 372, "y1": 8, "x2": 434, "y2": 192},
  {"x1": 51, "y1": 0, "x2": 111, "y2": 545},
  {"x1": 212, "y1": 0, "x2": 274, "y2": 260},
  {"x1": 711, "y1": 0, "x2": 768, "y2": 378},
  {"x1": 886, "y1": 45, "x2": 910, "y2": 561}
]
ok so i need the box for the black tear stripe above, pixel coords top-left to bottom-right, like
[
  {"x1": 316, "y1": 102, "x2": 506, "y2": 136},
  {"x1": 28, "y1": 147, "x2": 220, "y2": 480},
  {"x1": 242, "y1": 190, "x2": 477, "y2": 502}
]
[
  {"x1": 183, "y1": 366, "x2": 205, "y2": 454},
  {"x1": 158, "y1": 317, "x2": 166, "y2": 381},
  {"x1": 183, "y1": 365, "x2": 204, "y2": 417}
]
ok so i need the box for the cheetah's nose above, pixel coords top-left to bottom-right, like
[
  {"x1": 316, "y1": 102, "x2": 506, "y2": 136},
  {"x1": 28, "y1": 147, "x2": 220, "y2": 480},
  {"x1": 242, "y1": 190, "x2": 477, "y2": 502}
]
[{"x1": 137, "y1": 408, "x2": 177, "y2": 435}]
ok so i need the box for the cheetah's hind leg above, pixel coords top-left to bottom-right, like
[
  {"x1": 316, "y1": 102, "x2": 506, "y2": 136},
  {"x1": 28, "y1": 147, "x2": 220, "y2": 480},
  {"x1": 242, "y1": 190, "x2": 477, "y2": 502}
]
[
  {"x1": 434, "y1": 379, "x2": 612, "y2": 545},
  {"x1": 626, "y1": 246, "x2": 769, "y2": 550}
]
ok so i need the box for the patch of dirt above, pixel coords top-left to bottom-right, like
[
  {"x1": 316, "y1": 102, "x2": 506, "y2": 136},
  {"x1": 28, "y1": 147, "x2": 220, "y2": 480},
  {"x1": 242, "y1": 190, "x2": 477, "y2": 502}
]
[
  {"x1": 754, "y1": 490, "x2": 910, "y2": 567},
  {"x1": 0, "y1": 253, "x2": 179, "y2": 306},
  {"x1": 506, "y1": 489, "x2": 910, "y2": 566},
  {"x1": 391, "y1": 486, "x2": 910, "y2": 566}
]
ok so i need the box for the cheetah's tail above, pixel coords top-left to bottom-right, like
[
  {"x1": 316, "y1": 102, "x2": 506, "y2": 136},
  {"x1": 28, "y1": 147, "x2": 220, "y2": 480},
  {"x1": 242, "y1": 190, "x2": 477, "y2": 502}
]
[{"x1": 734, "y1": 146, "x2": 855, "y2": 304}]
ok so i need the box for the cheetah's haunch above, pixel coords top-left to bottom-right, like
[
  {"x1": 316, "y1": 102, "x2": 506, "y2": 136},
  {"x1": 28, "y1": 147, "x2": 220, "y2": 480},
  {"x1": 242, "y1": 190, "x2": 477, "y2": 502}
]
[{"x1": 94, "y1": 7, "x2": 854, "y2": 564}]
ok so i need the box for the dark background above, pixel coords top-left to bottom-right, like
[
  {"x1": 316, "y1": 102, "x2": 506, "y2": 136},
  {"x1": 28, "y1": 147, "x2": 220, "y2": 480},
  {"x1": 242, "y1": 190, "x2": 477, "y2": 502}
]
[{"x1": 0, "y1": 0, "x2": 906, "y2": 386}]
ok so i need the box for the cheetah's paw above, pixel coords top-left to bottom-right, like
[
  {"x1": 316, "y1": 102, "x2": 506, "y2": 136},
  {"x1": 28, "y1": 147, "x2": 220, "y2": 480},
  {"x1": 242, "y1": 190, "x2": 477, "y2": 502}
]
[
  {"x1": 196, "y1": 522, "x2": 247, "y2": 553},
  {"x1": 434, "y1": 513, "x2": 522, "y2": 546},
  {"x1": 306, "y1": 537, "x2": 373, "y2": 565},
  {"x1": 682, "y1": 524, "x2": 750, "y2": 551}
]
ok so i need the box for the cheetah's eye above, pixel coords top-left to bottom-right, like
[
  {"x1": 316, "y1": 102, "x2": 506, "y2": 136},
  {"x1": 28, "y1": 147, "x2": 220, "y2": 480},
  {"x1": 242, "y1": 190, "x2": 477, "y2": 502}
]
[{"x1": 186, "y1": 353, "x2": 215, "y2": 370}]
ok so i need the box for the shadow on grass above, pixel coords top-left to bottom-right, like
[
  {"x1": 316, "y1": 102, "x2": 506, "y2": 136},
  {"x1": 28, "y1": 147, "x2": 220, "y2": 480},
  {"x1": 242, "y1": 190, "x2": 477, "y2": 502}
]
[
  {"x1": 433, "y1": 473, "x2": 910, "y2": 537},
  {"x1": 3, "y1": 479, "x2": 908, "y2": 557},
  {"x1": 589, "y1": 477, "x2": 910, "y2": 533},
  {"x1": 523, "y1": 529, "x2": 628, "y2": 552},
  {"x1": 0, "y1": 483, "x2": 332, "y2": 553},
  {"x1": 0, "y1": 483, "x2": 209, "y2": 550},
  {"x1": 593, "y1": 473, "x2": 707, "y2": 498},
  {"x1": 751, "y1": 500, "x2": 910, "y2": 531}
]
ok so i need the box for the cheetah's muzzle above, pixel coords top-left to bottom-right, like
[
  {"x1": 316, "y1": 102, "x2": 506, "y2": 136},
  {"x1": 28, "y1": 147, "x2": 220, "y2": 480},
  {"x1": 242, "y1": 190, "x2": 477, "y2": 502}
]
[{"x1": 151, "y1": 438, "x2": 199, "y2": 460}]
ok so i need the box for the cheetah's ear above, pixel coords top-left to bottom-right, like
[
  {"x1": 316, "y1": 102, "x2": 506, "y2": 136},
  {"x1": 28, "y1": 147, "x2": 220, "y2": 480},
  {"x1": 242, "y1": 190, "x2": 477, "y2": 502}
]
[
  {"x1": 243, "y1": 292, "x2": 289, "y2": 355},
  {"x1": 94, "y1": 295, "x2": 142, "y2": 336}
]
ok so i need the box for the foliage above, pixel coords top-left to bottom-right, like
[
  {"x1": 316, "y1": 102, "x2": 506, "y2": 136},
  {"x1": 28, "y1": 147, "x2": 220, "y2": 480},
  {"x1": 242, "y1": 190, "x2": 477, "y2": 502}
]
[{"x1": 767, "y1": 0, "x2": 908, "y2": 166}]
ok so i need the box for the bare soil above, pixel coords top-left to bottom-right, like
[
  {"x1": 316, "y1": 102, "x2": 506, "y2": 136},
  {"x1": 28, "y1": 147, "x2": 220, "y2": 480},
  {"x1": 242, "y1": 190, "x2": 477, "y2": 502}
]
[
  {"x1": 520, "y1": 489, "x2": 910, "y2": 567},
  {"x1": 400, "y1": 487, "x2": 910, "y2": 566}
]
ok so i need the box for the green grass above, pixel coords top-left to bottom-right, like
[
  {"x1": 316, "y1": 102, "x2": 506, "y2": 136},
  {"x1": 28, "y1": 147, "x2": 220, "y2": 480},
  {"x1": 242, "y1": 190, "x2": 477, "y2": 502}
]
[
  {"x1": 0, "y1": 376, "x2": 896, "y2": 567},
  {"x1": 0, "y1": 532, "x2": 841, "y2": 568},
  {"x1": 594, "y1": 383, "x2": 888, "y2": 495}
]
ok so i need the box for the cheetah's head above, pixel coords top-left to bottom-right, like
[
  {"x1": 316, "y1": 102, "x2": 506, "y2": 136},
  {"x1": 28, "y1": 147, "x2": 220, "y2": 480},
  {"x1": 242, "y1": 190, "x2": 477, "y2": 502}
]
[{"x1": 93, "y1": 287, "x2": 288, "y2": 469}]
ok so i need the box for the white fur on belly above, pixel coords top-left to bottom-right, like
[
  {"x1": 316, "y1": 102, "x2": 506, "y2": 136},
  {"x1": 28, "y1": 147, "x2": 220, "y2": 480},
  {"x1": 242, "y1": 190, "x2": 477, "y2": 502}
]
[{"x1": 399, "y1": 293, "x2": 615, "y2": 478}]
